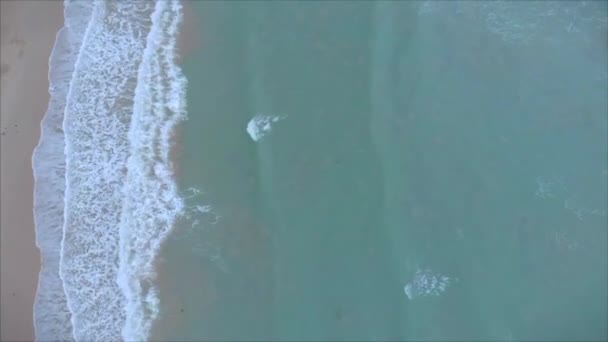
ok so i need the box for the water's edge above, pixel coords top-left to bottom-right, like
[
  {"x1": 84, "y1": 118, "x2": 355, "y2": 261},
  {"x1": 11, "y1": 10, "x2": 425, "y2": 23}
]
[{"x1": 32, "y1": 0, "x2": 187, "y2": 340}]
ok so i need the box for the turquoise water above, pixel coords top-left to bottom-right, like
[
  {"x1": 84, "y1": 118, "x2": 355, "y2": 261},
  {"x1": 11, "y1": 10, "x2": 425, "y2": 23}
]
[{"x1": 153, "y1": 2, "x2": 607, "y2": 341}]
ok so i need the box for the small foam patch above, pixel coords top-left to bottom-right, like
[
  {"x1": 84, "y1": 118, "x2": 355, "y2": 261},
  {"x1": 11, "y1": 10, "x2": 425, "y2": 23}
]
[
  {"x1": 246, "y1": 115, "x2": 283, "y2": 142},
  {"x1": 403, "y1": 269, "x2": 455, "y2": 300}
]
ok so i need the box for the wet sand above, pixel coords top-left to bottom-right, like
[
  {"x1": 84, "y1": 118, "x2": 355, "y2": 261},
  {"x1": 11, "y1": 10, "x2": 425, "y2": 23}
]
[
  {"x1": 149, "y1": 2, "x2": 201, "y2": 339},
  {"x1": 0, "y1": 1, "x2": 63, "y2": 340}
]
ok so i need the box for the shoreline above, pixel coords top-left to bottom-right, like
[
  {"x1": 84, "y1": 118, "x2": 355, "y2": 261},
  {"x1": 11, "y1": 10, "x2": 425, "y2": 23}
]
[
  {"x1": 0, "y1": 1, "x2": 64, "y2": 341},
  {"x1": 0, "y1": 1, "x2": 198, "y2": 339}
]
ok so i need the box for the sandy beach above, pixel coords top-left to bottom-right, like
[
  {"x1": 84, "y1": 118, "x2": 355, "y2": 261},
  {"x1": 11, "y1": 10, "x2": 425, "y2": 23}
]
[{"x1": 1, "y1": 1, "x2": 63, "y2": 340}]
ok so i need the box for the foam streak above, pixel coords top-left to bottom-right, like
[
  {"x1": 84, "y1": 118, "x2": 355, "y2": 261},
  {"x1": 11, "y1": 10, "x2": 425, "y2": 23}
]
[
  {"x1": 117, "y1": 0, "x2": 187, "y2": 340},
  {"x1": 60, "y1": 1, "x2": 156, "y2": 340}
]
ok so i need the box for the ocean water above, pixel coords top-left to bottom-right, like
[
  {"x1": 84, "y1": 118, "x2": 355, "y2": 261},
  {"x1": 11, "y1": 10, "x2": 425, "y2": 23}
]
[
  {"x1": 155, "y1": 1, "x2": 607, "y2": 341},
  {"x1": 32, "y1": 1, "x2": 607, "y2": 341}
]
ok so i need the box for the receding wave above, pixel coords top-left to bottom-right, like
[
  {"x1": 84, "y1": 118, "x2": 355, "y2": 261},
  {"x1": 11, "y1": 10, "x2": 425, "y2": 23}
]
[
  {"x1": 32, "y1": 0, "x2": 95, "y2": 340},
  {"x1": 33, "y1": 0, "x2": 187, "y2": 340}
]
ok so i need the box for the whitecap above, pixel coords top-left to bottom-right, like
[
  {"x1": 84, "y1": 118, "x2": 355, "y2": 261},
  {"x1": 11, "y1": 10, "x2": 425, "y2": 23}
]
[
  {"x1": 246, "y1": 115, "x2": 284, "y2": 142},
  {"x1": 403, "y1": 269, "x2": 455, "y2": 300}
]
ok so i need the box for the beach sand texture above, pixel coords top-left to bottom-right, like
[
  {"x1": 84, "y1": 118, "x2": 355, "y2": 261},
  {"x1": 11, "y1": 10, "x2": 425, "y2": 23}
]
[{"x1": 1, "y1": 1, "x2": 63, "y2": 340}]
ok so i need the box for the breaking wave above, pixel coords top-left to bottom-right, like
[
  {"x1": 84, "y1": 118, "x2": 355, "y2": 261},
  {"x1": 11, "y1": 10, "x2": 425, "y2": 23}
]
[{"x1": 32, "y1": 0, "x2": 187, "y2": 340}]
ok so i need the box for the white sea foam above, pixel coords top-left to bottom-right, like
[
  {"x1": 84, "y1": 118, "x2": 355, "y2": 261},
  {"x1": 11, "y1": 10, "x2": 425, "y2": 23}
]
[
  {"x1": 403, "y1": 269, "x2": 455, "y2": 300},
  {"x1": 246, "y1": 115, "x2": 283, "y2": 142},
  {"x1": 31, "y1": 0, "x2": 186, "y2": 340},
  {"x1": 117, "y1": 0, "x2": 187, "y2": 340},
  {"x1": 32, "y1": 1, "x2": 95, "y2": 340},
  {"x1": 60, "y1": 1, "x2": 157, "y2": 340}
]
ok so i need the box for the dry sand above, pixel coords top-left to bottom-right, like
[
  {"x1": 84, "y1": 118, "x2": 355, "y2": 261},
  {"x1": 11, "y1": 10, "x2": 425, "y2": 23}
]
[{"x1": 1, "y1": 1, "x2": 63, "y2": 340}]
